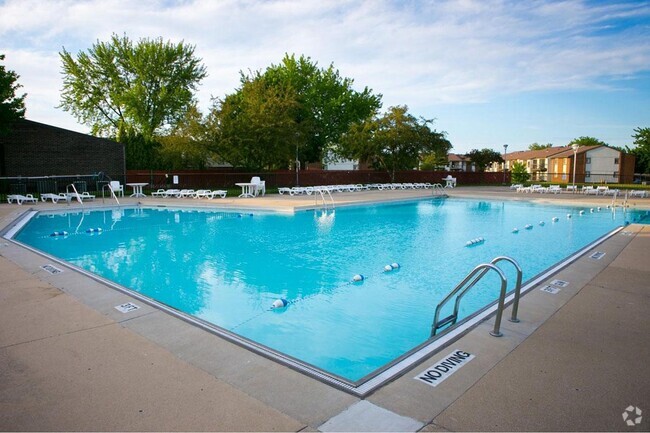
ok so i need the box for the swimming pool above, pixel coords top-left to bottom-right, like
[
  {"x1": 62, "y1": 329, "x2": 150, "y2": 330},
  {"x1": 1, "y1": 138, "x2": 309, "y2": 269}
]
[{"x1": 9, "y1": 198, "x2": 646, "y2": 388}]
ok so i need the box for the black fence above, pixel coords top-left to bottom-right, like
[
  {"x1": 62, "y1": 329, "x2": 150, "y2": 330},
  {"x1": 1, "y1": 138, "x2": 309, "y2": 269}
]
[{"x1": 0, "y1": 173, "x2": 126, "y2": 196}]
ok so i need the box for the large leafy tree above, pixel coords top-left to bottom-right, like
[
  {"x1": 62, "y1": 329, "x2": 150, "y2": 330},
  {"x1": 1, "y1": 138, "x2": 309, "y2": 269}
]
[
  {"x1": 568, "y1": 136, "x2": 607, "y2": 147},
  {"x1": 59, "y1": 34, "x2": 207, "y2": 140},
  {"x1": 0, "y1": 54, "x2": 26, "y2": 135},
  {"x1": 261, "y1": 54, "x2": 382, "y2": 164},
  {"x1": 528, "y1": 142, "x2": 552, "y2": 150},
  {"x1": 466, "y1": 148, "x2": 503, "y2": 172},
  {"x1": 338, "y1": 105, "x2": 451, "y2": 181},
  {"x1": 158, "y1": 104, "x2": 212, "y2": 170},
  {"x1": 629, "y1": 127, "x2": 650, "y2": 173},
  {"x1": 206, "y1": 75, "x2": 304, "y2": 170}
]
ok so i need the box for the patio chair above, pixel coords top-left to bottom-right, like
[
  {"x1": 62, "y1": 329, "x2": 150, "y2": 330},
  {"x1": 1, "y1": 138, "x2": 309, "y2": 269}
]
[
  {"x1": 251, "y1": 176, "x2": 266, "y2": 196},
  {"x1": 109, "y1": 180, "x2": 124, "y2": 197}
]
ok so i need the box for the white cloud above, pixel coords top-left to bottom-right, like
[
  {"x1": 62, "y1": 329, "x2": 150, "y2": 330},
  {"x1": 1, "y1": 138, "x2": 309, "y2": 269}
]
[{"x1": 1, "y1": 0, "x2": 649, "y2": 145}]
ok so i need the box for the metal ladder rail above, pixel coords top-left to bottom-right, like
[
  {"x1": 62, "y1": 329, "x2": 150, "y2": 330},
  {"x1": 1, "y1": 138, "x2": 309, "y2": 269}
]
[
  {"x1": 431, "y1": 263, "x2": 506, "y2": 337},
  {"x1": 102, "y1": 183, "x2": 121, "y2": 206},
  {"x1": 610, "y1": 189, "x2": 618, "y2": 208},
  {"x1": 431, "y1": 183, "x2": 445, "y2": 197},
  {"x1": 66, "y1": 184, "x2": 83, "y2": 206},
  {"x1": 431, "y1": 256, "x2": 523, "y2": 338},
  {"x1": 452, "y1": 256, "x2": 523, "y2": 331},
  {"x1": 315, "y1": 187, "x2": 335, "y2": 210}
]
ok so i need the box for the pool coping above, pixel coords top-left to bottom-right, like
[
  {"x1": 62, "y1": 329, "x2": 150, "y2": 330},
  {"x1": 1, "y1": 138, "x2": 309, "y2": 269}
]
[{"x1": 1, "y1": 186, "x2": 648, "y2": 431}]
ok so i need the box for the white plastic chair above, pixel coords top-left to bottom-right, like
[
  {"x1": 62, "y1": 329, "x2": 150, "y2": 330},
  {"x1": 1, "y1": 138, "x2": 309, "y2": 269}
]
[
  {"x1": 109, "y1": 181, "x2": 124, "y2": 197},
  {"x1": 251, "y1": 176, "x2": 265, "y2": 196}
]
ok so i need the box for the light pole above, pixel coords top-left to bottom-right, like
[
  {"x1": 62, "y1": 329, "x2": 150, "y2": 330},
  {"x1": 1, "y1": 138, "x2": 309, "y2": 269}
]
[
  {"x1": 571, "y1": 143, "x2": 579, "y2": 192},
  {"x1": 502, "y1": 144, "x2": 508, "y2": 184}
]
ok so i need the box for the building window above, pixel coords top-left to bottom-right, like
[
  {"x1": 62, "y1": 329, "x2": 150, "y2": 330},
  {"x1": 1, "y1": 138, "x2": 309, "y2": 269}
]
[
  {"x1": 586, "y1": 171, "x2": 591, "y2": 177},
  {"x1": 586, "y1": 157, "x2": 591, "y2": 164},
  {"x1": 614, "y1": 171, "x2": 619, "y2": 178},
  {"x1": 614, "y1": 158, "x2": 619, "y2": 165}
]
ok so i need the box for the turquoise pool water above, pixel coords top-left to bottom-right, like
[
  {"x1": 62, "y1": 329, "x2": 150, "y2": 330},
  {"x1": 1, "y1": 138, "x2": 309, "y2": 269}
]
[{"x1": 13, "y1": 199, "x2": 645, "y2": 382}]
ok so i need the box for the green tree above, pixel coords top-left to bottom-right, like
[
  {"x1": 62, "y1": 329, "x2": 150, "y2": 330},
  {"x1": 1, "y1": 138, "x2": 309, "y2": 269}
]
[
  {"x1": 60, "y1": 34, "x2": 207, "y2": 140},
  {"x1": 120, "y1": 127, "x2": 161, "y2": 170},
  {"x1": 568, "y1": 136, "x2": 607, "y2": 147},
  {"x1": 466, "y1": 148, "x2": 503, "y2": 172},
  {"x1": 260, "y1": 54, "x2": 382, "y2": 164},
  {"x1": 158, "y1": 104, "x2": 212, "y2": 170},
  {"x1": 338, "y1": 105, "x2": 451, "y2": 181},
  {"x1": 629, "y1": 127, "x2": 650, "y2": 173},
  {"x1": 528, "y1": 142, "x2": 552, "y2": 150},
  {"x1": 419, "y1": 152, "x2": 449, "y2": 170},
  {"x1": 0, "y1": 54, "x2": 26, "y2": 135},
  {"x1": 510, "y1": 161, "x2": 530, "y2": 183},
  {"x1": 206, "y1": 75, "x2": 304, "y2": 170}
]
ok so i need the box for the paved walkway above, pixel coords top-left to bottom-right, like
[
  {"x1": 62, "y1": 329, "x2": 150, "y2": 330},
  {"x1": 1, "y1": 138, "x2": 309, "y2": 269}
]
[{"x1": 0, "y1": 187, "x2": 648, "y2": 431}]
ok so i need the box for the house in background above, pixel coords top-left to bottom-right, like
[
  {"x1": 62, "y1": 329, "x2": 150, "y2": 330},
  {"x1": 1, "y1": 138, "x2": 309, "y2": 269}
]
[
  {"x1": 498, "y1": 147, "x2": 570, "y2": 181},
  {"x1": 494, "y1": 145, "x2": 635, "y2": 184},
  {"x1": 549, "y1": 145, "x2": 635, "y2": 184},
  {"x1": 447, "y1": 153, "x2": 475, "y2": 171}
]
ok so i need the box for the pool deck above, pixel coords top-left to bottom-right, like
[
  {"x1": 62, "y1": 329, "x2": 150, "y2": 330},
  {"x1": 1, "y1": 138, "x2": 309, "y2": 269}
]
[{"x1": 0, "y1": 186, "x2": 648, "y2": 431}]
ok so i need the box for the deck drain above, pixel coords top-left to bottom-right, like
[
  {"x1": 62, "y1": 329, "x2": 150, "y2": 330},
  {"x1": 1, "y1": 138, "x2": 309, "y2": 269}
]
[
  {"x1": 540, "y1": 285, "x2": 562, "y2": 294},
  {"x1": 41, "y1": 264, "x2": 63, "y2": 275},
  {"x1": 115, "y1": 302, "x2": 140, "y2": 313},
  {"x1": 589, "y1": 251, "x2": 606, "y2": 260}
]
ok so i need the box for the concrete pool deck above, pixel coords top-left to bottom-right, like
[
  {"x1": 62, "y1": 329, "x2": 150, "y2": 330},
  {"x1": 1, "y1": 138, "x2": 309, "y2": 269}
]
[{"x1": 0, "y1": 186, "x2": 648, "y2": 431}]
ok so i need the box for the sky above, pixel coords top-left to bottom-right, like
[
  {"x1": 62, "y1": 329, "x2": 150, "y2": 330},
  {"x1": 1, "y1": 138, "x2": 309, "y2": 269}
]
[{"x1": 1, "y1": 0, "x2": 649, "y2": 154}]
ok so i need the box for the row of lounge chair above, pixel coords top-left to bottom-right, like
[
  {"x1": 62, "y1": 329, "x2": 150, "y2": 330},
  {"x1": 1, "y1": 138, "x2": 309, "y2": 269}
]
[
  {"x1": 7, "y1": 192, "x2": 96, "y2": 205},
  {"x1": 512, "y1": 184, "x2": 648, "y2": 197},
  {"x1": 278, "y1": 183, "x2": 436, "y2": 196},
  {"x1": 150, "y1": 189, "x2": 227, "y2": 199}
]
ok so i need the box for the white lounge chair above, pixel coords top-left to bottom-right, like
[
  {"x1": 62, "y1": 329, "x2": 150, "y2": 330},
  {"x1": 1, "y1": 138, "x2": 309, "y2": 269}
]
[
  {"x1": 7, "y1": 194, "x2": 38, "y2": 205},
  {"x1": 68, "y1": 191, "x2": 95, "y2": 201},
  {"x1": 176, "y1": 189, "x2": 195, "y2": 198},
  {"x1": 629, "y1": 190, "x2": 647, "y2": 198},
  {"x1": 151, "y1": 189, "x2": 180, "y2": 198},
  {"x1": 206, "y1": 190, "x2": 227, "y2": 199},
  {"x1": 547, "y1": 185, "x2": 562, "y2": 194},
  {"x1": 41, "y1": 193, "x2": 70, "y2": 204},
  {"x1": 109, "y1": 181, "x2": 124, "y2": 197}
]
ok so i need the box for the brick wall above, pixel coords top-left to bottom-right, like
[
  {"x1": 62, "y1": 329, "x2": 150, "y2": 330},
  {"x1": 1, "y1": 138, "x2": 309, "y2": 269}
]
[{"x1": 0, "y1": 119, "x2": 125, "y2": 179}]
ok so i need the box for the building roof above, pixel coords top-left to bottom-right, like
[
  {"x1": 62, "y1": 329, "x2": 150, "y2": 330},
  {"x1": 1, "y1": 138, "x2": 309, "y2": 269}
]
[
  {"x1": 549, "y1": 145, "x2": 603, "y2": 158},
  {"x1": 448, "y1": 153, "x2": 470, "y2": 162},
  {"x1": 505, "y1": 146, "x2": 572, "y2": 161}
]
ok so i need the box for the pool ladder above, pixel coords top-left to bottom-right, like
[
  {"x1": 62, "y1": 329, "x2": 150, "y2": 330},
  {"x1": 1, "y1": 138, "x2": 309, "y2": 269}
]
[
  {"x1": 431, "y1": 256, "x2": 523, "y2": 338},
  {"x1": 431, "y1": 183, "x2": 446, "y2": 197},
  {"x1": 316, "y1": 187, "x2": 335, "y2": 210},
  {"x1": 66, "y1": 183, "x2": 83, "y2": 206}
]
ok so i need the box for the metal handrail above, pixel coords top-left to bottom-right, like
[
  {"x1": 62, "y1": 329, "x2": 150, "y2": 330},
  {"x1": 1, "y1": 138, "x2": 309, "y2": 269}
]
[
  {"x1": 431, "y1": 255, "x2": 523, "y2": 338},
  {"x1": 66, "y1": 184, "x2": 83, "y2": 206},
  {"x1": 315, "y1": 187, "x2": 335, "y2": 210},
  {"x1": 102, "y1": 183, "x2": 120, "y2": 206},
  {"x1": 431, "y1": 183, "x2": 445, "y2": 196}
]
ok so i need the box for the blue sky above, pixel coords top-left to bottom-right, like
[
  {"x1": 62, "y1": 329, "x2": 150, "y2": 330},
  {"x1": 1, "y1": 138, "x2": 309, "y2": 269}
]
[{"x1": 1, "y1": 0, "x2": 649, "y2": 154}]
